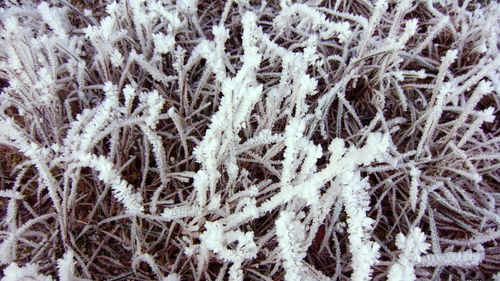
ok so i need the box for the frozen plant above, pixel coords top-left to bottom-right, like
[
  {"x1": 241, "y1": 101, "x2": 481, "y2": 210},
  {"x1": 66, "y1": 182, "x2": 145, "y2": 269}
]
[
  {"x1": 387, "y1": 227, "x2": 430, "y2": 281},
  {"x1": 1, "y1": 263, "x2": 53, "y2": 281},
  {"x1": 0, "y1": 0, "x2": 499, "y2": 280}
]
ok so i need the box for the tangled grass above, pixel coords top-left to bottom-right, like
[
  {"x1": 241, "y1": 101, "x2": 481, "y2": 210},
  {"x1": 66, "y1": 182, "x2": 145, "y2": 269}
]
[{"x1": 0, "y1": 0, "x2": 499, "y2": 280}]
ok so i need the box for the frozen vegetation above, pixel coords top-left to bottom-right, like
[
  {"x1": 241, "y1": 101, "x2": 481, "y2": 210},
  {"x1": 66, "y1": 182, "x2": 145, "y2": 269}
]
[{"x1": 0, "y1": 0, "x2": 499, "y2": 280}]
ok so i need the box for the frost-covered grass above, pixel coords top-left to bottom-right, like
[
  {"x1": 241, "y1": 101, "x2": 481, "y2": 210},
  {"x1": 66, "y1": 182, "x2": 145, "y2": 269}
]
[{"x1": 0, "y1": 0, "x2": 499, "y2": 280}]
